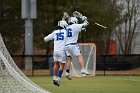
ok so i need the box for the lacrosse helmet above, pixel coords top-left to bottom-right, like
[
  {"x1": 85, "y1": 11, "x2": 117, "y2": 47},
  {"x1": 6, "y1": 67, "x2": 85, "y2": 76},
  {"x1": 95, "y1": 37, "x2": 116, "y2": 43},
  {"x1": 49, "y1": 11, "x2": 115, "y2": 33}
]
[
  {"x1": 58, "y1": 20, "x2": 68, "y2": 28},
  {"x1": 68, "y1": 17, "x2": 78, "y2": 24}
]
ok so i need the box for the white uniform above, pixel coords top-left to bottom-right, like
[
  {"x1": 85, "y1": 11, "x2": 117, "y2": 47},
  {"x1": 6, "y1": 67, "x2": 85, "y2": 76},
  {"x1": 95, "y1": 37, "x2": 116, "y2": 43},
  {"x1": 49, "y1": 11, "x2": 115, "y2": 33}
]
[
  {"x1": 65, "y1": 23, "x2": 86, "y2": 56},
  {"x1": 44, "y1": 29, "x2": 67, "y2": 63}
]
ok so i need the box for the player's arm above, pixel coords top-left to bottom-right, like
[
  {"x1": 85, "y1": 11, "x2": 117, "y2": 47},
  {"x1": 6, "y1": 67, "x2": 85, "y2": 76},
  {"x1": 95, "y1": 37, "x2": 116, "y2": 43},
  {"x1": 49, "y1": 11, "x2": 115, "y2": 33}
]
[
  {"x1": 83, "y1": 20, "x2": 89, "y2": 27},
  {"x1": 75, "y1": 20, "x2": 89, "y2": 32},
  {"x1": 44, "y1": 32, "x2": 54, "y2": 42},
  {"x1": 82, "y1": 20, "x2": 89, "y2": 29},
  {"x1": 79, "y1": 15, "x2": 89, "y2": 30}
]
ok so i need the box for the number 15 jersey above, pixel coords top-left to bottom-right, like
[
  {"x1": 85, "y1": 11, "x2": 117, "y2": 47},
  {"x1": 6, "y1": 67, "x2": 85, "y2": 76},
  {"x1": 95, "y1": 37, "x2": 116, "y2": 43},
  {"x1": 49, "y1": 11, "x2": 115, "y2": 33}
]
[{"x1": 44, "y1": 29, "x2": 67, "y2": 51}]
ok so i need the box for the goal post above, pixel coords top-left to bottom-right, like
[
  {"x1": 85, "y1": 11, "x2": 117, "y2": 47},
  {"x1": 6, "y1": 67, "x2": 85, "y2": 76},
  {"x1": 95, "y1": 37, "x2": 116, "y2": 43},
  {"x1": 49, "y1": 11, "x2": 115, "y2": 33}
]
[
  {"x1": 70, "y1": 43, "x2": 96, "y2": 77},
  {"x1": 0, "y1": 34, "x2": 50, "y2": 93}
]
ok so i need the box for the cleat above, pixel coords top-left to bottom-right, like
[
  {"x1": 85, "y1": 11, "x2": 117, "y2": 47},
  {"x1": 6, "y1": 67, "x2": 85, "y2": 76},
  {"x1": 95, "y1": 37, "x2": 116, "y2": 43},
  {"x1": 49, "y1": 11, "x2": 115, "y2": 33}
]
[
  {"x1": 81, "y1": 69, "x2": 91, "y2": 75},
  {"x1": 53, "y1": 80, "x2": 60, "y2": 87},
  {"x1": 65, "y1": 72, "x2": 72, "y2": 80}
]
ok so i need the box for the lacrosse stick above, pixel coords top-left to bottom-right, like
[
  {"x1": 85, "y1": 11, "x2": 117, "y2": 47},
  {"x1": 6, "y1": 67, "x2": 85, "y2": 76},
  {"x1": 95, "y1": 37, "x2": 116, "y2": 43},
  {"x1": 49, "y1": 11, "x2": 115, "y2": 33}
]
[
  {"x1": 94, "y1": 23, "x2": 106, "y2": 29},
  {"x1": 62, "y1": 12, "x2": 70, "y2": 20},
  {"x1": 73, "y1": 11, "x2": 87, "y2": 21},
  {"x1": 73, "y1": 11, "x2": 107, "y2": 29}
]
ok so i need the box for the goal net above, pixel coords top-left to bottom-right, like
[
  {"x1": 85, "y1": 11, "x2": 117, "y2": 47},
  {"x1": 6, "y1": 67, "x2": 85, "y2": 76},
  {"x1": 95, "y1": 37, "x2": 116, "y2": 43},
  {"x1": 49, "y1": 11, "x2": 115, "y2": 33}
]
[
  {"x1": 70, "y1": 43, "x2": 96, "y2": 77},
  {"x1": 0, "y1": 34, "x2": 50, "y2": 93}
]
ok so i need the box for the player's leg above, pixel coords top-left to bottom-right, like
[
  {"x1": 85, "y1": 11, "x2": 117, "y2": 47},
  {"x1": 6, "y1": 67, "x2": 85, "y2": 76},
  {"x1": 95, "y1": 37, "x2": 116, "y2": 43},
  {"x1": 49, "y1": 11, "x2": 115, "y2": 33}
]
[
  {"x1": 77, "y1": 53, "x2": 84, "y2": 69},
  {"x1": 65, "y1": 46, "x2": 73, "y2": 80},
  {"x1": 73, "y1": 45, "x2": 85, "y2": 70},
  {"x1": 58, "y1": 62, "x2": 65, "y2": 81},
  {"x1": 72, "y1": 45, "x2": 90, "y2": 75},
  {"x1": 53, "y1": 62, "x2": 59, "y2": 79},
  {"x1": 65, "y1": 56, "x2": 72, "y2": 80},
  {"x1": 77, "y1": 53, "x2": 90, "y2": 75},
  {"x1": 54, "y1": 62, "x2": 65, "y2": 87},
  {"x1": 53, "y1": 62, "x2": 60, "y2": 86},
  {"x1": 66, "y1": 56, "x2": 72, "y2": 72},
  {"x1": 55, "y1": 50, "x2": 67, "y2": 86}
]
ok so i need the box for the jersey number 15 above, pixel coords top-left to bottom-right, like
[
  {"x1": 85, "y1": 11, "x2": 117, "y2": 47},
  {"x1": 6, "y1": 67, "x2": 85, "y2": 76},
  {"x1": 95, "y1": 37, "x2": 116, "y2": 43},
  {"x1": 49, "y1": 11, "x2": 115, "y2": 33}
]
[
  {"x1": 56, "y1": 32, "x2": 64, "y2": 40},
  {"x1": 56, "y1": 28, "x2": 72, "y2": 40}
]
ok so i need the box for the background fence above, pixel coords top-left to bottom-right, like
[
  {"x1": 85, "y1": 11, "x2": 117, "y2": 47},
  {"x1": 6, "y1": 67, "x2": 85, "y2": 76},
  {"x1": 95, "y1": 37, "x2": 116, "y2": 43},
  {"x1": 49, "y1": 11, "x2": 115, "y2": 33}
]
[{"x1": 12, "y1": 54, "x2": 140, "y2": 76}]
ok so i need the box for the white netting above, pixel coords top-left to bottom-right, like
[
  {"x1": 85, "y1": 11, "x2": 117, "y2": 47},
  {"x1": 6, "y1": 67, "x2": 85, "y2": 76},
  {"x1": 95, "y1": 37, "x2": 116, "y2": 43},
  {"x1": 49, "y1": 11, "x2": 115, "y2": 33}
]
[
  {"x1": 0, "y1": 34, "x2": 50, "y2": 93},
  {"x1": 70, "y1": 43, "x2": 96, "y2": 77}
]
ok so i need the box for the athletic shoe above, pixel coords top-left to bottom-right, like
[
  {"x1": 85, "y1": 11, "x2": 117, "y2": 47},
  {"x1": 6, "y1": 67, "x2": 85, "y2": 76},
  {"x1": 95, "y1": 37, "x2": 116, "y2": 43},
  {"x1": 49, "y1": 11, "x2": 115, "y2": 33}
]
[
  {"x1": 81, "y1": 69, "x2": 91, "y2": 75},
  {"x1": 65, "y1": 72, "x2": 72, "y2": 80},
  {"x1": 53, "y1": 80, "x2": 60, "y2": 87}
]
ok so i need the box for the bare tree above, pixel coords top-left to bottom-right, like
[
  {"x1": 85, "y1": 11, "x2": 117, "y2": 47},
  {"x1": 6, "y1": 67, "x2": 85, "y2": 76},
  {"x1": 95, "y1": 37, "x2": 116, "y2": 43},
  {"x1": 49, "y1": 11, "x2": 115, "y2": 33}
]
[{"x1": 114, "y1": 0, "x2": 140, "y2": 54}]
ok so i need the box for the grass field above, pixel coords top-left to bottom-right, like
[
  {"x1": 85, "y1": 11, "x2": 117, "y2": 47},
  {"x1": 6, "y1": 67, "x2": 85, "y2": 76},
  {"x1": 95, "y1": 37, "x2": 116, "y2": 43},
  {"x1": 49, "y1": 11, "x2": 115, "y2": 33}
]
[{"x1": 30, "y1": 76, "x2": 140, "y2": 93}]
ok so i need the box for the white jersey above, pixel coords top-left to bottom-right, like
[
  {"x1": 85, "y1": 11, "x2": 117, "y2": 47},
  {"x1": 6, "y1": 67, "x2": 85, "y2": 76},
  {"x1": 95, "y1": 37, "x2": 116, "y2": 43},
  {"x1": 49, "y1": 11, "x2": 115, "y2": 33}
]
[
  {"x1": 65, "y1": 23, "x2": 86, "y2": 57},
  {"x1": 44, "y1": 29, "x2": 67, "y2": 51},
  {"x1": 65, "y1": 23, "x2": 85, "y2": 45}
]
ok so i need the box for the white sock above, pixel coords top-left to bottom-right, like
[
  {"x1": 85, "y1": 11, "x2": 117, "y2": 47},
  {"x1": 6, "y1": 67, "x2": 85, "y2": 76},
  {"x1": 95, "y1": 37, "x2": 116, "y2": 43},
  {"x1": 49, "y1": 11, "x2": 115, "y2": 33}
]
[
  {"x1": 57, "y1": 77, "x2": 61, "y2": 81},
  {"x1": 53, "y1": 76, "x2": 57, "y2": 80}
]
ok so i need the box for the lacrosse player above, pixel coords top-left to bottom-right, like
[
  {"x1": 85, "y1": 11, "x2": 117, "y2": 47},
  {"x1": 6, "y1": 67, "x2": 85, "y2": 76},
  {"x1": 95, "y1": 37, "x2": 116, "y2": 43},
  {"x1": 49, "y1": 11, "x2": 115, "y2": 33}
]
[
  {"x1": 44, "y1": 20, "x2": 68, "y2": 86},
  {"x1": 65, "y1": 16, "x2": 90, "y2": 80}
]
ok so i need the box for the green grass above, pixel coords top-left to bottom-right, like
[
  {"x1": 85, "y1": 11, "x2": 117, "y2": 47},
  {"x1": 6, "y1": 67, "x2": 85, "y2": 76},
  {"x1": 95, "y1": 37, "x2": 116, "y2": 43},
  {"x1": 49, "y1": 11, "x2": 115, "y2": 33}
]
[{"x1": 30, "y1": 76, "x2": 140, "y2": 93}]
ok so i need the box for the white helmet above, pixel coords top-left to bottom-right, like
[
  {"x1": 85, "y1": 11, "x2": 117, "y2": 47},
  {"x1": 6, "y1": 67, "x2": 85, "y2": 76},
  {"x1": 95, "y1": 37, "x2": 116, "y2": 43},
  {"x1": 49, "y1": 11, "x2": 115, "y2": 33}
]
[
  {"x1": 68, "y1": 17, "x2": 78, "y2": 24},
  {"x1": 58, "y1": 20, "x2": 68, "y2": 28}
]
